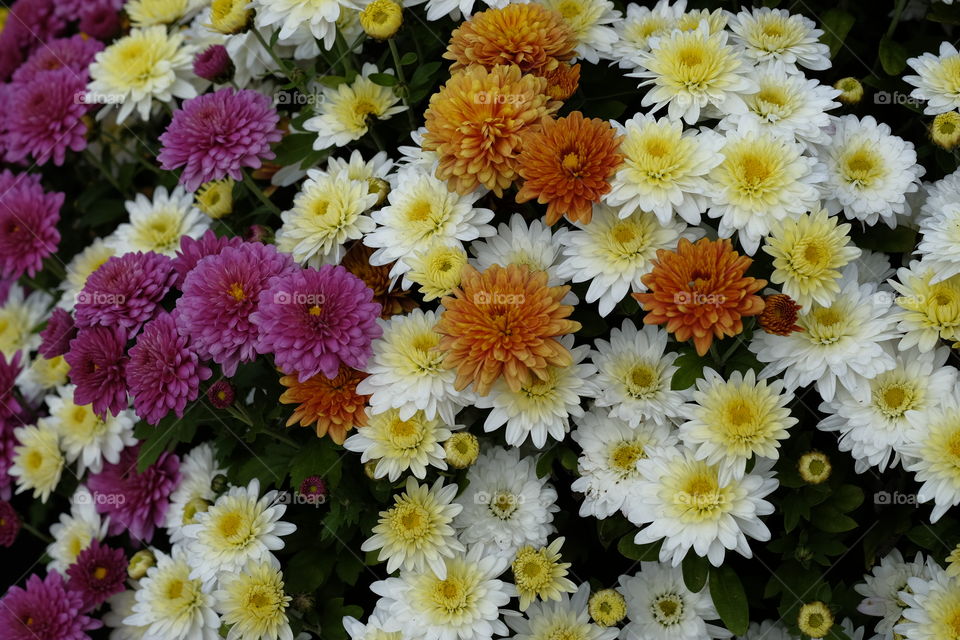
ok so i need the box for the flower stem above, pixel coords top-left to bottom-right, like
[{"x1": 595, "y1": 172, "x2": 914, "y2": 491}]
[
  {"x1": 388, "y1": 38, "x2": 418, "y2": 129},
  {"x1": 242, "y1": 170, "x2": 282, "y2": 216},
  {"x1": 251, "y1": 28, "x2": 310, "y2": 95},
  {"x1": 84, "y1": 149, "x2": 123, "y2": 193},
  {"x1": 20, "y1": 520, "x2": 52, "y2": 544}
]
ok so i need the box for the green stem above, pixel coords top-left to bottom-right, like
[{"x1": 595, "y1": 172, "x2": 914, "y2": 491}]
[
  {"x1": 42, "y1": 256, "x2": 65, "y2": 280},
  {"x1": 225, "y1": 404, "x2": 253, "y2": 427},
  {"x1": 886, "y1": 0, "x2": 907, "y2": 38},
  {"x1": 84, "y1": 149, "x2": 123, "y2": 193},
  {"x1": 242, "y1": 171, "x2": 282, "y2": 216},
  {"x1": 335, "y1": 31, "x2": 355, "y2": 76},
  {"x1": 264, "y1": 429, "x2": 299, "y2": 448},
  {"x1": 367, "y1": 125, "x2": 386, "y2": 151},
  {"x1": 251, "y1": 28, "x2": 309, "y2": 95},
  {"x1": 388, "y1": 38, "x2": 418, "y2": 129},
  {"x1": 718, "y1": 338, "x2": 741, "y2": 366},
  {"x1": 20, "y1": 520, "x2": 52, "y2": 544}
]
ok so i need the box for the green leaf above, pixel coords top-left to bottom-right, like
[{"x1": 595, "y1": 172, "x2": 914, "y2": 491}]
[
  {"x1": 682, "y1": 552, "x2": 710, "y2": 593},
  {"x1": 410, "y1": 61, "x2": 442, "y2": 89},
  {"x1": 927, "y1": 1, "x2": 960, "y2": 24},
  {"x1": 369, "y1": 73, "x2": 398, "y2": 86},
  {"x1": 617, "y1": 535, "x2": 661, "y2": 561},
  {"x1": 709, "y1": 565, "x2": 749, "y2": 636},
  {"x1": 811, "y1": 506, "x2": 858, "y2": 533},
  {"x1": 879, "y1": 37, "x2": 908, "y2": 76},
  {"x1": 284, "y1": 548, "x2": 332, "y2": 592},
  {"x1": 832, "y1": 485, "x2": 865, "y2": 513},
  {"x1": 818, "y1": 9, "x2": 855, "y2": 58},
  {"x1": 671, "y1": 352, "x2": 705, "y2": 390},
  {"x1": 399, "y1": 51, "x2": 417, "y2": 65}
]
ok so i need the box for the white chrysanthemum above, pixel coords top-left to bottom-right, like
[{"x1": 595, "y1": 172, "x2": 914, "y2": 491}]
[
  {"x1": 901, "y1": 390, "x2": 960, "y2": 522},
  {"x1": 9, "y1": 419, "x2": 63, "y2": 504},
  {"x1": 213, "y1": 559, "x2": 293, "y2": 640},
  {"x1": 896, "y1": 560, "x2": 960, "y2": 640},
  {"x1": 854, "y1": 248, "x2": 895, "y2": 284},
  {"x1": 304, "y1": 64, "x2": 406, "y2": 149},
  {"x1": 16, "y1": 354, "x2": 70, "y2": 402},
  {"x1": 751, "y1": 266, "x2": 898, "y2": 403},
  {"x1": 570, "y1": 406, "x2": 677, "y2": 519},
  {"x1": 104, "y1": 590, "x2": 149, "y2": 640},
  {"x1": 255, "y1": 0, "x2": 360, "y2": 50},
  {"x1": 364, "y1": 166, "x2": 495, "y2": 278},
  {"x1": 736, "y1": 620, "x2": 792, "y2": 640},
  {"x1": 455, "y1": 447, "x2": 559, "y2": 560},
  {"x1": 275, "y1": 172, "x2": 377, "y2": 267},
  {"x1": 556, "y1": 205, "x2": 696, "y2": 316},
  {"x1": 470, "y1": 213, "x2": 571, "y2": 288},
  {"x1": 678, "y1": 368, "x2": 796, "y2": 476},
  {"x1": 617, "y1": 562, "x2": 731, "y2": 639},
  {"x1": 605, "y1": 114, "x2": 723, "y2": 225},
  {"x1": 397, "y1": 127, "x2": 438, "y2": 170},
  {"x1": 224, "y1": 31, "x2": 294, "y2": 87},
  {"x1": 317, "y1": 149, "x2": 394, "y2": 194},
  {"x1": 626, "y1": 446, "x2": 777, "y2": 567},
  {"x1": 819, "y1": 347, "x2": 955, "y2": 474},
  {"x1": 106, "y1": 186, "x2": 209, "y2": 257},
  {"x1": 125, "y1": 545, "x2": 220, "y2": 640},
  {"x1": 817, "y1": 115, "x2": 924, "y2": 227},
  {"x1": 726, "y1": 7, "x2": 830, "y2": 73},
  {"x1": 718, "y1": 63, "x2": 840, "y2": 148},
  {"x1": 629, "y1": 21, "x2": 758, "y2": 124},
  {"x1": 45, "y1": 384, "x2": 137, "y2": 475},
  {"x1": 402, "y1": 240, "x2": 469, "y2": 301},
  {"x1": 181, "y1": 479, "x2": 297, "y2": 582},
  {"x1": 343, "y1": 612, "x2": 403, "y2": 640},
  {"x1": 59, "y1": 238, "x2": 116, "y2": 311},
  {"x1": 371, "y1": 545, "x2": 514, "y2": 640},
  {"x1": 889, "y1": 260, "x2": 960, "y2": 352},
  {"x1": 905, "y1": 41, "x2": 960, "y2": 115},
  {"x1": 88, "y1": 26, "x2": 198, "y2": 124},
  {"x1": 507, "y1": 583, "x2": 617, "y2": 640},
  {"x1": 705, "y1": 123, "x2": 822, "y2": 255},
  {"x1": 611, "y1": 0, "x2": 684, "y2": 68},
  {"x1": 361, "y1": 476, "x2": 463, "y2": 577},
  {"x1": 589, "y1": 321, "x2": 687, "y2": 428},
  {"x1": 345, "y1": 409, "x2": 451, "y2": 481},
  {"x1": 165, "y1": 443, "x2": 226, "y2": 543},
  {"x1": 0, "y1": 285, "x2": 52, "y2": 357},
  {"x1": 46, "y1": 486, "x2": 108, "y2": 574},
  {"x1": 540, "y1": 0, "x2": 618, "y2": 63},
  {"x1": 357, "y1": 309, "x2": 472, "y2": 424},
  {"x1": 476, "y1": 335, "x2": 598, "y2": 449},
  {"x1": 917, "y1": 169, "x2": 960, "y2": 283},
  {"x1": 856, "y1": 549, "x2": 933, "y2": 639}
]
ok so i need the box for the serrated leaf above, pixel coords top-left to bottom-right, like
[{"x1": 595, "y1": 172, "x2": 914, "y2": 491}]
[
  {"x1": 671, "y1": 352, "x2": 705, "y2": 390},
  {"x1": 709, "y1": 565, "x2": 749, "y2": 636},
  {"x1": 682, "y1": 552, "x2": 709, "y2": 593}
]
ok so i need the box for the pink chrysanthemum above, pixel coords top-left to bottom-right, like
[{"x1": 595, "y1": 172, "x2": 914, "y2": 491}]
[
  {"x1": 87, "y1": 444, "x2": 180, "y2": 543},
  {"x1": 171, "y1": 229, "x2": 243, "y2": 287},
  {"x1": 158, "y1": 88, "x2": 283, "y2": 192},
  {"x1": 74, "y1": 251, "x2": 176, "y2": 334},
  {"x1": 0, "y1": 572, "x2": 100, "y2": 640},
  {"x1": 207, "y1": 379, "x2": 234, "y2": 408},
  {"x1": 176, "y1": 242, "x2": 297, "y2": 376},
  {"x1": 39, "y1": 307, "x2": 77, "y2": 358},
  {"x1": 128, "y1": 312, "x2": 211, "y2": 425},
  {"x1": 65, "y1": 326, "x2": 129, "y2": 418},
  {"x1": 254, "y1": 265, "x2": 382, "y2": 381},
  {"x1": 0, "y1": 178, "x2": 63, "y2": 279},
  {"x1": 0, "y1": 0, "x2": 67, "y2": 80},
  {"x1": 0, "y1": 499, "x2": 20, "y2": 546},
  {"x1": 193, "y1": 45, "x2": 234, "y2": 83},
  {"x1": 6, "y1": 68, "x2": 90, "y2": 166},
  {"x1": 0, "y1": 418, "x2": 18, "y2": 500},
  {"x1": 12, "y1": 35, "x2": 103, "y2": 83},
  {"x1": 299, "y1": 475, "x2": 327, "y2": 504},
  {"x1": 0, "y1": 351, "x2": 23, "y2": 420},
  {"x1": 79, "y1": 3, "x2": 121, "y2": 40},
  {"x1": 66, "y1": 540, "x2": 127, "y2": 611}
]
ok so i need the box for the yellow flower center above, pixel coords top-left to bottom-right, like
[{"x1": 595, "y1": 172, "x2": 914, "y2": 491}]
[
  {"x1": 488, "y1": 490, "x2": 519, "y2": 519},
  {"x1": 842, "y1": 147, "x2": 885, "y2": 188},
  {"x1": 802, "y1": 305, "x2": 850, "y2": 345},
  {"x1": 228, "y1": 282, "x2": 246, "y2": 301},
  {"x1": 609, "y1": 441, "x2": 645, "y2": 474},
  {"x1": 650, "y1": 593, "x2": 684, "y2": 626},
  {"x1": 624, "y1": 362, "x2": 660, "y2": 397},
  {"x1": 386, "y1": 502, "x2": 431, "y2": 540},
  {"x1": 93, "y1": 566, "x2": 108, "y2": 580},
  {"x1": 432, "y1": 578, "x2": 468, "y2": 614}
]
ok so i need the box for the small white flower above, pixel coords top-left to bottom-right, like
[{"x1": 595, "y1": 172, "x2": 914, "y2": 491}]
[{"x1": 106, "y1": 186, "x2": 209, "y2": 257}]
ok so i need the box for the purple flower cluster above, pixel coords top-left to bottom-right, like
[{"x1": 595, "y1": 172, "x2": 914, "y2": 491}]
[
  {"x1": 65, "y1": 326, "x2": 128, "y2": 418},
  {"x1": 11, "y1": 34, "x2": 103, "y2": 84},
  {"x1": 193, "y1": 45, "x2": 234, "y2": 83},
  {"x1": 0, "y1": 0, "x2": 68, "y2": 81},
  {"x1": 39, "y1": 307, "x2": 77, "y2": 358},
  {"x1": 66, "y1": 540, "x2": 127, "y2": 610},
  {"x1": 74, "y1": 251, "x2": 176, "y2": 334},
  {"x1": 172, "y1": 229, "x2": 243, "y2": 287},
  {"x1": 0, "y1": 174, "x2": 63, "y2": 279},
  {"x1": 0, "y1": 572, "x2": 100, "y2": 640}
]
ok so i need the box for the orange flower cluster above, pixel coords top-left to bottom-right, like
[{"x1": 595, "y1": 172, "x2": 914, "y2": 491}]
[
  {"x1": 435, "y1": 263, "x2": 580, "y2": 396},
  {"x1": 634, "y1": 238, "x2": 766, "y2": 356},
  {"x1": 758, "y1": 294, "x2": 804, "y2": 336},
  {"x1": 279, "y1": 365, "x2": 369, "y2": 444}
]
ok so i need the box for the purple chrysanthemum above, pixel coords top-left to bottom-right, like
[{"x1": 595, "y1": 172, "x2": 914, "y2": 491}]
[
  {"x1": 0, "y1": 572, "x2": 100, "y2": 640},
  {"x1": 299, "y1": 475, "x2": 327, "y2": 504},
  {"x1": 193, "y1": 44, "x2": 234, "y2": 83},
  {"x1": 12, "y1": 35, "x2": 103, "y2": 84},
  {"x1": 0, "y1": 351, "x2": 23, "y2": 420},
  {"x1": 39, "y1": 307, "x2": 77, "y2": 358},
  {"x1": 65, "y1": 326, "x2": 128, "y2": 418},
  {"x1": 74, "y1": 251, "x2": 176, "y2": 334},
  {"x1": 0, "y1": 0, "x2": 67, "y2": 81},
  {"x1": 158, "y1": 88, "x2": 283, "y2": 192},
  {"x1": 6, "y1": 68, "x2": 90, "y2": 166},
  {"x1": 0, "y1": 169, "x2": 42, "y2": 193},
  {"x1": 128, "y1": 312, "x2": 211, "y2": 425},
  {"x1": 87, "y1": 444, "x2": 179, "y2": 543},
  {"x1": 65, "y1": 539, "x2": 127, "y2": 611},
  {"x1": 78, "y1": 3, "x2": 121, "y2": 40},
  {"x1": 176, "y1": 242, "x2": 296, "y2": 376},
  {"x1": 207, "y1": 379, "x2": 234, "y2": 408},
  {"x1": 0, "y1": 417, "x2": 18, "y2": 500},
  {"x1": 254, "y1": 265, "x2": 382, "y2": 381},
  {"x1": 172, "y1": 229, "x2": 243, "y2": 287},
  {"x1": 0, "y1": 499, "x2": 20, "y2": 546},
  {"x1": 0, "y1": 179, "x2": 62, "y2": 279}
]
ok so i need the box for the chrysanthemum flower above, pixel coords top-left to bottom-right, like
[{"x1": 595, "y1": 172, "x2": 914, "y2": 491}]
[
  {"x1": 66, "y1": 539, "x2": 127, "y2": 610},
  {"x1": 256, "y1": 0, "x2": 359, "y2": 50},
  {"x1": 345, "y1": 408, "x2": 451, "y2": 481},
  {"x1": 9, "y1": 419, "x2": 63, "y2": 503},
  {"x1": 209, "y1": 0, "x2": 252, "y2": 34},
  {"x1": 341, "y1": 243, "x2": 418, "y2": 317},
  {"x1": 65, "y1": 326, "x2": 129, "y2": 418},
  {"x1": 515, "y1": 112, "x2": 623, "y2": 225},
  {"x1": 798, "y1": 601, "x2": 834, "y2": 638},
  {"x1": 588, "y1": 589, "x2": 627, "y2": 628},
  {"x1": 471, "y1": 213, "x2": 571, "y2": 287},
  {"x1": 617, "y1": 563, "x2": 728, "y2": 639},
  {"x1": 512, "y1": 537, "x2": 576, "y2": 611},
  {"x1": 195, "y1": 178, "x2": 235, "y2": 218},
  {"x1": 214, "y1": 559, "x2": 293, "y2": 640},
  {"x1": 916, "y1": 169, "x2": 960, "y2": 283},
  {"x1": 509, "y1": 583, "x2": 614, "y2": 640},
  {"x1": 540, "y1": 61, "x2": 581, "y2": 100},
  {"x1": 635, "y1": 237, "x2": 766, "y2": 356},
  {"x1": 436, "y1": 263, "x2": 580, "y2": 396},
  {"x1": 280, "y1": 365, "x2": 369, "y2": 443},
  {"x1": 611, "y1": 0, "x2": 683, "y2": 66},
  {"x1": 423, "y1": 64, "x2": 559, "y2": 196},
  {"x1": 540, "y1": 0, "x2": 619, "y2": 64},
  {"x1": 0, "y1": 178, "x2": 63, "y2": 279},
  {"x1": 727, "y1": 7, "x2": 830, "y2": 73},
  {"x1": 6, "y1": 68, "x2": 90, "y2": 166},
  {"x1": 758, "y1": 293, "x2": 802, "y2": 336},
  {"x1": 445, "y1": 432, "x2": 479, "y2": 469},
  {"x1": 39, "y1": 308, "x2": 76, "y2": 359},
  {"x1": 0, "y1": 572, "x2": 101, "y2": 640},
  {"x1": 360, "y1": 0, "x2": 403, "y2": 39},
  {"x1": 11, "y1": 35, "x2": 103, "y2": 84},
  {"x1": 676, "y1": 8, "x2": 728, "y2": 33},
  {"x1": 404, "y1": 242, "x2": 468, "y2": 301},
  {"x1": 897, "y1": 564, "x2": 960, "y2": 640},
  {"x1": 0, "y1": 285, "x2": 51, "y2": 359},
  {"x1": 45, "y1": 486, "x2": 108, "y2": 575},
  {"x1": 932, "y1": 112, "x2": 960, "y2": 150},
  {"x1": 59, "y1": 238, "x2": 116, "y2": 312},
  {"x1": 46, "y1": 384, "x2": 136, "y2": 475},
  {"x1": 159, "y1": 88, "x2": 283, "y2": 192},
  {"x1": 890, "y1": 261, "x2": 960, "y2": 352},
  {"x1": 108, "y1": 186, "x2": 210, "y2": 257},
  {"x1": 171, "y1": 229, "x2": 243, "y2": 286},
  {"x1": 905, "y1": 42, "x2": 960, "y2": 115}
]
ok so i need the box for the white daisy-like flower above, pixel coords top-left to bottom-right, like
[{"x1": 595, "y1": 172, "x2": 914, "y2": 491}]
[
  {"x1": 901, "y1": 389, "x2": 960, "y2": 522},
  {"x1": 507, "y1": 583, "x2": 617, "y2": 640},
  {"x1": 629, "y1": 21, "x2": 758, "y2": 124},
  {"x1": 604, "y1": 114, "x2": 724, "y2": 225},
  {"x1": 253, "y1": 0, "x2": 359, "y2": 51},
  {"x1": 856, "y1": 549, "x2": 933, "y2": 639},
  {"x1": 224, "y1": 31, "x2": 295, "y2": 87},
  {"x1": 705, "y1": 123, "x2": 822, "y2": 255},
  {"x1": 213, "y1": 559, "x2": 293, "y2": 640},
  {"x1": 905, "y1": 41, "x2": 960, "y2": 115},
  {"x1": 817, "y1": 114, "x2": 924, "y2": 227},
  {"x1": 104, "y1": 590, "x2": 149, "y2": 640},
  {"x1": 45, "y1": 384, "x2": 137, "y2": 475},
  {"x1": 358, "y1": 309, "x2": 473, "y2": 424},
  {"x1": 371, "y1": 544, "x2": 514, "y2": 640},
  {"x1": 475, "y1": 335, "x2": 598, "y2": 449},
  {"x1": 896, "y1": 560, "x2": 960, "y2": 640},
  {"x1": 15, "y1": 354, "x2": 70, "y2": 403},
  {"x1": 275, "y1": 172, "x2": 377, "y2": 267},
  {"x1": 88, "y1": 26, "x2": 198, "y2": 124},
  {"x1": 343, "y1": 611, "x2": 403, "y2": 640},
  {"x1": 59, "y1": 238, "x2": 117, "y2": 311},
  {"x1": 726, "y1": 7, "x2": 831, "y2": 73},
  {"x1": 889, "y1": 260, "x2": 960, "y2": 352},
  {"x1": 736, "y1": 620, "x2": 792, "y2": 640},
  {"x1": 455, "y1": 446, "x2": 559, "y2": 560},
  {"x1": 626, "y1": 446, "x2": 777, "y2": 567},
  {"x1": 181, "y1": 478, "x2": 297, "y2": 582},
  {"x1": 106, "y1": 186, "x2": 209, "y2": 257},
  {"x1": 165, "y1": 443, "x2": 226, "y2": 543},
  {"x1": 0, "y1": 285, "x2": 52, "y2": 358},
  {"x1": 125, "y1": 545, "x2": 220, "y2": 640},
  {"x1": 556, "y1": 205, "x2": 696, "y2": 316},
  {"x1": 397, "y1": 127, "x2": 438, "y2": 170},
  {"x1": 617, "y1": 562, "x2": 731, "y2": 639},
  {"x1": 9, "y1": 418, "x2": 63, "y2": 504},
  {"x1": 304, "y1": 64, "x2": 406, "y2": 150},
  {"x1": 402, "y1": 240, "x2": 469, "y2": 301},
  {"x1": 345, "y1": 409, "x2": 451, "y2": 481},
  {"x1": 470, "y1": 213, "x2": 571, "y2": 288},
  {"x1": 819, "y1": 347, "x2": 956, "y2": 474},
  {"x1": 364, "y1": 166, "x2": 495, "y2": 278},
  {"x1": 917, "y1": 169, "x2": 960, "y2": 283},
  {"x1": 750, "y1": 266, "x2": 899, "y2": 403},
  {"x1": 540, "y1": 0, "x2": 619, "y2": 63},
  {"x1": 854, "y1": 248, "x2": 895, "y2": 284},
  {"x1": 610, "y1": 0, "x2": 684, "y2": 68},
  {"x1": 570, "y1": 406, "x2": 678, "y2": 519},
  {"x1": 589, "y1": 321, "x2": 687, "y2": 428},
  {"x1": 318, "y1": 149, "x2": 394, "y2": 196},
  {"x1": 46, "y1": 486, "x2": 109, "y2": 574}
]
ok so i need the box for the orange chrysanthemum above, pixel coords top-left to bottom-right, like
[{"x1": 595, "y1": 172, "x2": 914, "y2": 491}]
[
  {"x1": 435, "y1": 263, "x2": 581, "y2": 396},
  {"x1": 422, "y1": 64, "x2": 559, "y2": 196},
  {"x1": 279, "y1": 365, "x2": 369, "y2": 444},
  {"x1": 540, "y1": 62, "x2": 580, "y2": 101},
  {"x1": 341, "y1": 243, "x2": 417, "y2": 318},
  {"x1": 634, "y1": 238, "x2": 766, "y2": 356},
  {"x1": 445, "y1": 4, "x2": 576, "y2": 75},
  {"x1": 758, "y1": 294, "x2": 803, "y2": 336},
  {"x1": 515, "y1": 111, "x2": 623, "y2": 225}
]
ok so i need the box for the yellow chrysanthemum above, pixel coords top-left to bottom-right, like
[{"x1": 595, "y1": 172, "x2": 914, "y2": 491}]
[
  {"x1": 125, "y1": 0, "x2": 190, "y2": 26},
  {"x1": 9, "y1": 420, "x2": 64, "y2": 503},
  {"x1": 893, "y1": 268, "x2": 960, "y2": 349},
  {"x1": 196, "y1": 179, "x2": 235, "y2": 219},
  {"x1": 798, "y1": 601, "x2": 834, "y2": 639},
  {"x1": 128, "y1": 549, "x2": 156, "y2": 579},
  {"x1": 947, "y1": 543, "x2": 960, "y2": 578},
  {"x1": 676, "y1": 8, "x2": 727, "y2": 32},
  {"x1": 834, "y1": 77, "x2": 863, "y2": 105},
  {"x1": 209, "y1": 0, "x2": 252, "y2": 34},
  {"x1": 216, "y1": 560, "x2": 292, "y2": 640},
  {"x1": 64, "y1": 239, "x2": 116, "y2": 305},
  {"x1": 932, "y1": 112, "x2": 960, "y2": 150},
  {"x1": 360, "y1": 0, "x2": 403, "y2": 40},
  {"x1": 798, "y1": 451, "x2": 831, "y2": 485},
  {"x1": 405, "y1": 243, "x2": 468, "y2": 302},
  {"x1": 589, "y1": 589, "x2": 627, "y2": 627},
  {"x1": 306, "y1": 65, "x2": 406, "y2": 149},
  {"x1": 444, "y1": 433, "x2": 479, "y2": 469},
  {"x1": 512, "y1": 538, "x2": 576, "y2": 611}
]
